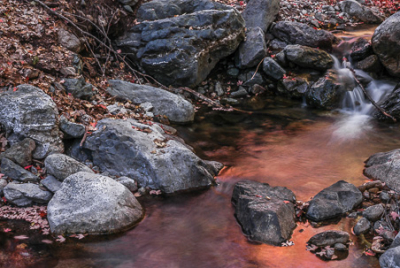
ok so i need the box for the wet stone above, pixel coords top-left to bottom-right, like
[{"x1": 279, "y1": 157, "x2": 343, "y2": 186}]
[
  {"x1": 353, "y1": 217, "x2": 371, "y2": 235},
  {"x1": 363, "y1": 204, "x2": 384, "y2": 222},
  {"x1": 308, "y1": 230, "x2": 350, "y2": 247}
]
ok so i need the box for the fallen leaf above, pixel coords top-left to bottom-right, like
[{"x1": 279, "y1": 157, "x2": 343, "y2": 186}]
[
  {"x1": 14, "y1": 235, "x2": 29, "y2": 240},
  {"x1": 56, "y1": 235, "x2": 66, "y2": 243},
  {"x1": 3, "y1": 228, "x2": 12, "y2": 233}
]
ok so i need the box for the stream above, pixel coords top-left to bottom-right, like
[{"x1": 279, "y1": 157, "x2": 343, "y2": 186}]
[{"x1": 2, "y1": 27, "x2": 400, "y2": 268}]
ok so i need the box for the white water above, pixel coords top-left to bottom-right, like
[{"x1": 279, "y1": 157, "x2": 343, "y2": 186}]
[{"x1": 330, "y1": 56, "x2": 396, "y2": 142}]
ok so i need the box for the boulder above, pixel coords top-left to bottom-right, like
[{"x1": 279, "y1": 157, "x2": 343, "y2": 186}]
[
  {"x1": 339, "y1": 0, "x2": 384, "y2": 24},
  {"x1": 284, "y1": 45, "x2": 334, "y2": 71},
  {"x1": 364, "y1": 149, "x2": 400, "y2": 192},
  {"x1": 374, "y1": 84, "x2": 400, "y2": 121},
  {"x1": 353, "y1": 217, "x2": 371, "y2": 235},
  {"x1": 2, "y1": 138, "x2": 36, "y2": 167},
  {"x1": 116, "y1": 0, "x2": 245, "y2": 87},
  {"x1": 308, "y1": 230, "x2": 350, "y2": 247},
  {"x1": 363, "y1": 204, "x2": 384, "y2": 222},
  {"x1": 62, "y1": 77, "x2": 93, "y2": 100},
  {"x1": 242, "y1": 0, "x2": 280, "y2": 33},
  {"x1": 59, "y1": 116, "x2": 86, "y2": 139},
  {"x1": 57, "y1": 28, "x2": 83, "y2": 53},
  {"x1": 354, "y1": 55, "x2": 382, "y2": 72},
  {"x1": 306, "y1": 69, "x2": 347, "y2": 109},
  {"x1": 3, "y1": 182, "x2": 52, "y2": 207},
  {"x1": 380, "y1": 242, "x2": 400, "y2": 268},
  {"x1": 263, "y1": 57, "x2": 286, "y2": 80},
  {"x1": 45, "y1": 153, "x2": 94, "y2": 182},
  {"x1": 372, "y1": 11, "x2": 400, "y2": 77},
  {"x1": 47, "y1": 172, "x2": 143, "y2": 235},
  {"x1": 107, "y1": 80, "x2": 194, "y2": 123},
  {"x1": 306, "y1": 180, "x2": 363, "y2": 222},
  {"x1": 232, "y1": 180, "x2": 296, "y2": 246},
  {"x1": 1, "y1": 158, "x2": 38, "y2": 182},
  {"x1": 0, "y1": 85, "x2": 63, "y2": 159},
  {"x1": 350, "y1": 37, "x2": 373, "y2": 61},
  {"x1": 271, "y1": 22, "x2": 336, "y2": 51},
  {"x1": 83, "y1": 118, "x2": 223, "y2": 194},
  {"x1": 277, "y1": 77, "x2": 309, "y2": 98},
  {"x1": 236, "y1": 27, "x2": 266, "y2": 69}
]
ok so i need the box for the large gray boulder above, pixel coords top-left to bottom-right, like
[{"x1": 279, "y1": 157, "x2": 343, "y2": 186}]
[
  {"x1": 284, "y1": 45, "x2": 334, "y2": 71},
  {"x1": 116, "y1": 0, "x2": 245, "y2": 87},
  {"x1": 232, "y1": 180, "x2": 296, "y2": 246},
  {"x1": 83, "y1": 118, "x2": 223, "y2": 194},
  {"x1": 270, "y1": 21, "x2": 336, "y2": 51},
  {"x1": 45, "y1": 153, "x2": 94, "y2": 182},
  {"x1": 372, "y1": 11, "x2": 400, "y2": 77},
  {"x1": 364, "y1": 149, "x2": 400, "y2": 192},
  {"x1": 0, "y1": 85, "x2": 63, "y2": 159},
  {"x1": 306, "y1": 180, "x2": 363, "y2": 222},
  {"x1": 236, "y1": 27, "x2": 266, "y2": 69},
  {"x1": 107, "y1": 80, "x2": 195, "y2": 123},
  {"x1": 242, "y1": 0, "x2": 280, "y2": 33},
  {"x1": 340, "y1": 0, "x2": 384, "y2": 24},
  {"x1": 3, "y1": 182, "x2": 53, "y2": 207},
  {"x1": 306, "y1": 69, "x2": 347, "y2": 109},
  {"x1": 47, "y1": 172, "x2": 143, "y2": 235}
]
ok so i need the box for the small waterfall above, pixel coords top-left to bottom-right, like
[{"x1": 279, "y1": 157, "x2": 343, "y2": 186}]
[{"x1": 330, "y1": 56, "x2": 396, "y2": 141}]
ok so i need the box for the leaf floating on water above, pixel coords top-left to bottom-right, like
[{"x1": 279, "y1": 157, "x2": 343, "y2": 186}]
[
  {"x1": 42, "y1": 239, "x2": 53, "y2": 244},
  {"x1": 14, "y1": 235, "x2": 29, "y2": 240},
  {"x1": 3, "y1": 228, "x2": 12, "y2": 233},
  {"x1": 149, "y1": 190, "x2": 162, "y2": 195},
  {"x1": 56, "y1": 235, "x2": 66, "y2": 243},
  {"x1": 76, "y1": 234, "x2": 85, "y2": 240}
]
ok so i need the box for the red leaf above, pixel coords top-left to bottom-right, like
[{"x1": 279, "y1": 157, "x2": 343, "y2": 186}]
[
  {"x1": 24, "y1": 165, "x2": 33, "y2": 170},
  {"x1": 2, "y1": 197, "x2": 6, "y2": 203},
  {"x1": 284, "y1": 200, "x2": 290, "y2": 204}
]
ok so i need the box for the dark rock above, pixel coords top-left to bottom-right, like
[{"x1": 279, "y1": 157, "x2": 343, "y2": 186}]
[
  {"x1": 227, "y1": 68, "x2": 240, "y2": 77},
  {"x1": 107, "y1": 80, "x2": 195, "y2": 123},
  {"x1": 63, "y1": 77, "x2": 93, "y2": 100},
  {"x1": 239, "y1": 70, "x2": 265, "y2": 87},
  {"x1": 1, "y1": 158, "x2": 38, "y2": 182},
  {"x1": 41, "y1": 175, "x2": 62, "y2": 193},
  {"x1": 269, "y1": 39, "x2": 288, "y2": 53},
  {"x1": 59, "y1": 116, "x2": 86, "y2": 139},
  {"x1": 271, "y1": 22, "x2": 336, "y2": 51},
  {"x1": 232, "y1": 180, "x2": 296, "y2": 246},
  {"x1": 230, "y1": 86, "x2": 248, "y2": 98},
  {"x1": 363, "y1": 204, "x2": 384, "y2": 222},
  {"x1": 65, "y1": 139, "x2": 93, "y2": 163},
  {"x1": 263, "y1": 57, "x2": 286, "y2": 80},
  {"x1": 354, "y1": 55, "x2": 382, "y2": 72},
  {"x1": 364, "y1": 149, "x2": 400, "y2": 192},
  {"x1": 118, "y1": 0, "x2": 138, "y2": 6},
  {"x1": 242, "y1": 0, "x2": 280, "y2": 33},
  {"x1": 83, "y1": 119, "x2": 223, "y2": 194},
  {"x1": 58, "y1": 28, "x2": 83, "y2": 53},
  {"x1": 115, "y1": 176, "x2": 138, "y2": 192},
  {"x1": 60, "y1": 67, "x2": 76, "y2": 77},
  {"x1": 306, "y1": 180, "x2": 363, "y2": 222},
  {"x1": 374, "y1": 85, "x2": 400, "y2": 121},
  {"x1": 353, "y1": 217, "x2": 371, "y2": 235},
  {"x1": 0, "y1": 179, "x2": 7, "y2": 196},
  {"x1": 372, "y1": 11, "x2": 400, "y2": 77},
  {"x1": 275, "y1": 51, "x2": 288, "y2": 67},
  {"x1": 334, "y1": 243, "x2": 348, "y2": 251},
  {"x1": 45, "y1": 153, "x2": 93, "y2": 182},
  {"x1": 3, "y1": 182, "x2": 53, "y2": 207},
  {"x1": 277, "y1": 77, "x2": 309, "y2": 98},
  {"x1": 236, "y1": 27, "x2": 266, "y2": 69},
  {"x1": 339, "y1": 0, "x2": 384, "y2": 24},
  {"x1": 47, "y1": 172, "x2": 143, "y2": 235},
  {"x1": 308, "y1": 230, "x2": 350, "y2": 247},
  {"x1": 306, "y1": 69, "x2": 347, "y2": 109},
  {"x1": 380, "y1": 191, "x2": 391, "y2": 202},
  {"x1": 0, "y1": 85, "x2": 63, "y2": 159},
  {"x1": 117, "y1": 0, "x2": 245, "y2": 87},
  {"x1": 350, "y1": 37, "x2": 373, "y2": 61},
  {"x1": 3, "y1": 138, "x2": 36, "y2": 167},
  {"x1": 284, "y1": 45, "x2": 334, "y2": 71}
]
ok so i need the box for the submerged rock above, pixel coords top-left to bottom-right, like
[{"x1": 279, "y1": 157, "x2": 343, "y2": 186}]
[
  {"x1": 242, "y1": 0, "x2": 280, "y2": 33},
  {"x1": 372, "y1": 11, "x2": 400, "y2": 77},
  {"x1": 47, "y1": 172, "x2": 143, "y2": 235},
  {"x1": 306, "y1": 180, "x2": 362, "y2": 222},
  {"x1": 45, "y1": 153, "x2": 94, "y2": 182},
  {"x1": 232, "y1": 180, "x2": 296, "y2": 246},
  {"x1": 0, "y1": 85, "x2": 63, "y2": 159},
  {"x1": 83, "y1": 118, "x2": 222, "y2": 194},
  {"x1": 284, "y1": 45, "x2": 334, "y2": 71},
  {"x1": 364, "y1": 149, "x2": 400, "y2": 192},
  {"x1": 271, "y1": 21, "x2": 336, "y2": 51},
  {"x1": 308, "y1": 230, "x2": 350, "y2": 247},
  {"x1": 116, "y1": 0, "x2": 245, "y2": 87},
  {"x1": 3, "y1": 182, "x2": 52, "y2": 207},
  {"x1": 107, "y1": 80, "x2": 195, "y2": 123}
]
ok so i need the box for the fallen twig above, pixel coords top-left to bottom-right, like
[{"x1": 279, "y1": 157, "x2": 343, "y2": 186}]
[{"x1": 348, "y1": 67, "x2": 397, "y2": 122}]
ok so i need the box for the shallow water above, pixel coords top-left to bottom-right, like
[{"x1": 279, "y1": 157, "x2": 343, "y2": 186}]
[{"x1": 2, "y1": 27, "x2": 400, "y2": 268}]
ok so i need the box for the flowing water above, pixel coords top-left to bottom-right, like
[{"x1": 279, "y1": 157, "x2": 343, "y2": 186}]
[{"x1": 2, "y1": 28, "x2": 400, "y2": 268}]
